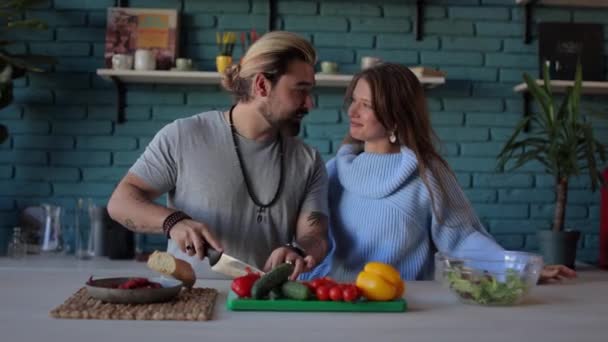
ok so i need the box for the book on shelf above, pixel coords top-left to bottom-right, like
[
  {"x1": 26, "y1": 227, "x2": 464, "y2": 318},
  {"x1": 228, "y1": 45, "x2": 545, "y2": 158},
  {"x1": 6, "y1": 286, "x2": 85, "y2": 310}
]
[{"x1": 104, "y1": 7, "x2": 179, "y2": 70}]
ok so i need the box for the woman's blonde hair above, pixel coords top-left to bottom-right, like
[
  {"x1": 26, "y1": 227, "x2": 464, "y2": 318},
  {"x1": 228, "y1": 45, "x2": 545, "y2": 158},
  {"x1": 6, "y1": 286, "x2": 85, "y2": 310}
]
[{"x1": 221, "y1": 31, "x2": 317, "y2": 102}]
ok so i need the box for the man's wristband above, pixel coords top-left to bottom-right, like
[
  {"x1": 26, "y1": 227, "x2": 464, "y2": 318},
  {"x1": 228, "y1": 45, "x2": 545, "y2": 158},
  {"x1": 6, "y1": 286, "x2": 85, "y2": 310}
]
[{"x1": 162, "y1": 211, "x2": 191, "y2": 239}]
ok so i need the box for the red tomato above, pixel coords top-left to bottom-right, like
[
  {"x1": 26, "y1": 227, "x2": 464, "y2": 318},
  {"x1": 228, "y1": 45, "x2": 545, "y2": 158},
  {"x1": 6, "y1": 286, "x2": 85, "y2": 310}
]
[
  {"x1": 329, "y1": 286, "x2": 343, "y2": 301},
  {"x1": 342, "y1": 285, "x2": 359, "y2": 302},
  {"x1": 310, "y1": 278, "x2": 325, "y2": 290},
  {"x1": 316, "y1": 285, "x2": 331, "y2": 301},
  {"x1": 322, "y1": 277, "x2": 337, "y2": 288}
]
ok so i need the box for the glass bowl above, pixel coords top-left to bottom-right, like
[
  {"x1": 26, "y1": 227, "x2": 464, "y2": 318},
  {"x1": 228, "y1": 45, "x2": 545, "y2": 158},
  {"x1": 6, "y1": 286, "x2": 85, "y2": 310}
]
[{"x1": 434, "y1": 250, "x2": 543, "y2": 306}]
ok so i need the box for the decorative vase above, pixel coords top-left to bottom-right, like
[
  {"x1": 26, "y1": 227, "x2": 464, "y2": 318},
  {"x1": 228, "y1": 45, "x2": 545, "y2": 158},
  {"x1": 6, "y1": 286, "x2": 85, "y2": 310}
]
[{"x1": 216, "y1": 55, "x2": 232, "y2": 73}]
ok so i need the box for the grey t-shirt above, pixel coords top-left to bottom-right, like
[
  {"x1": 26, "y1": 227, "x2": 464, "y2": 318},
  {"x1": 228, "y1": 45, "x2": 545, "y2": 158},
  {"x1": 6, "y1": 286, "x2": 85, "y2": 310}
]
[{"x1": 130, "y1": 110, "x2": 328, "y2": 275}]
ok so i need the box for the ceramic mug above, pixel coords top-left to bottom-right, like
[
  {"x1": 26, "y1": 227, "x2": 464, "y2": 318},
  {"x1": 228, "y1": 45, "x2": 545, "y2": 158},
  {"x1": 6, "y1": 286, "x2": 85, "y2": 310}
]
[
  {"x1": 111, "y1": 54, "x2": 133, "y2": 70},
  {"x1": 175, "y1": 58, "x2": 193, "y2": 71},
  {"x1": 321, "y1": 61, "x2": 338, "y2": 74},
  {"x1": 216, "y1": 55, "x2": 232, "y2": 73},
  {"x1": 134, "y1": 49, "x2": 156, "y2": 70},
  {"x1": 361, "y1": 56, "x2": 382, "y2": 70}
]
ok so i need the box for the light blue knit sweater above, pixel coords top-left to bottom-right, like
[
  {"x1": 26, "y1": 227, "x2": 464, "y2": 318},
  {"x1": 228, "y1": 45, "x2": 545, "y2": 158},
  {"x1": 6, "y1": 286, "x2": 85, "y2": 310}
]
[{"x1": 304, "y1": 144, "x2": 504, "y2": 281}]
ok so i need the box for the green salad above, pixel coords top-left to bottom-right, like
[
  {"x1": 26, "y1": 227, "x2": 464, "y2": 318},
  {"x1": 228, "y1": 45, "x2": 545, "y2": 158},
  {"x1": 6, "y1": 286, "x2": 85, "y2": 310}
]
[{"x1": 445, "y1": 266, "x2": 528, "y2": 305}]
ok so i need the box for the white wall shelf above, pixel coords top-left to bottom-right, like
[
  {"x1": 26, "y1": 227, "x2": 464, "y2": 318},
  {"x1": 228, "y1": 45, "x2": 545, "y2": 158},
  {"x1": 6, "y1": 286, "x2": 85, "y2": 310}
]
[{"x1": 96, "y1": 69, "x2": 446, "y2": 123}]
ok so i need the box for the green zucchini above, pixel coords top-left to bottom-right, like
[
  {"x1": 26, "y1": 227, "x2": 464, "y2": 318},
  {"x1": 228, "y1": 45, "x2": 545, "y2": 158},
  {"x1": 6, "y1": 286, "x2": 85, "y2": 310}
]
[
  {"x1": 251, "y1": 263, "x2": 294, "y2": 299},
  {"x1": 281, "y1": 281, "x2": 311, "y2": 300}
]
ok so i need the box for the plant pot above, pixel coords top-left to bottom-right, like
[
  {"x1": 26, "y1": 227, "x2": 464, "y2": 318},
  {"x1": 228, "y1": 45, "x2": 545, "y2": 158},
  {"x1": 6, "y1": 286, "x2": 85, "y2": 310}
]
[
  {"x1": 216, "y1": 55, "x2": 232, "y2": 73},
  {"x1": 537, "y1": 230, "x2": 580, "y2": 269}
]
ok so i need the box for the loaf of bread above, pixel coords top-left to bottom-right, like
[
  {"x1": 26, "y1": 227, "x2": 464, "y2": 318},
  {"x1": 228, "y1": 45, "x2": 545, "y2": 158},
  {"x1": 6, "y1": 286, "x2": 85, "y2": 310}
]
[{"x1": 147, "y1": 251, "x2": 196, "y2": 288}]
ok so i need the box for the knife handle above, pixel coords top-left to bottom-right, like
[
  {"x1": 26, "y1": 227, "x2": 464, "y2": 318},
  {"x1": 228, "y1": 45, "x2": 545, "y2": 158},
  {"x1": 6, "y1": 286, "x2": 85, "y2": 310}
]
[{"x1": 205, "y1": 246, "x2": 222, "y2": 267}]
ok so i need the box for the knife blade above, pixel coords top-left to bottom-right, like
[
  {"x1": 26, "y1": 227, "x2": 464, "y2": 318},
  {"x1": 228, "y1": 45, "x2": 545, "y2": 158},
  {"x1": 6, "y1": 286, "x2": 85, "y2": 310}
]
[{"x1": 206, "y1": 247, "x2": 265, "y2": 278}]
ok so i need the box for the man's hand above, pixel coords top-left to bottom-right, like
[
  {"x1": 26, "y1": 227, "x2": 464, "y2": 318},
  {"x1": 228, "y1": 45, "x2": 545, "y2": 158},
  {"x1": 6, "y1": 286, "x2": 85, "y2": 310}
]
[
  {"x1": 538, "y1": 264, "x2": 577, "y2": 284},
  {"x1": 169, "y1": 219, "x2": 223, "y2": 260},
  {"x1": 263, "y1": 246, "x2": 317, "y2": 280}
]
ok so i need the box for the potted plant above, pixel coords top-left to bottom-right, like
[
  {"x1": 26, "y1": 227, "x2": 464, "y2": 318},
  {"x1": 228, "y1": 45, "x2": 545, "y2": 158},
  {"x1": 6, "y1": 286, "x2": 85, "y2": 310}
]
[
  {"x1": 1, "y1": 0, "x2": 55, "y2": 144},
  {"x1": 497, "y1": 61, "x2": 606, "y2": 268}
]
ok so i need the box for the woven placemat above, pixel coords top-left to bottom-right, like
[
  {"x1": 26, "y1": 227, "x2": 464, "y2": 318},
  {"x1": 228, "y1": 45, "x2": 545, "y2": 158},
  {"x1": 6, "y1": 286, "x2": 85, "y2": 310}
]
[{"x1": 50, "y1": 287, "x2": 218, "y2": 321}]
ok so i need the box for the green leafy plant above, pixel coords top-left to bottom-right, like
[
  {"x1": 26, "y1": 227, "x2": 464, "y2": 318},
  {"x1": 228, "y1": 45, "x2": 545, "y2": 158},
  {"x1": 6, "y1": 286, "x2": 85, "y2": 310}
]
[
  {"x1": 1, "y1": 0, "x2": 56, "y2": 143},
  {"x1": 497, "y1": 61, "x2": 606, "y2": 232}
]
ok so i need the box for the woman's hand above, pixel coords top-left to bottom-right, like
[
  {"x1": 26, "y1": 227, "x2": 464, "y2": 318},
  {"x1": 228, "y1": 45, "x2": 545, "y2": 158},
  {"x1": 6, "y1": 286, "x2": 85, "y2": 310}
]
[
  {"x1": 263, "y1": 247, "x2": 316, "y2": 280},
  {"x1": 538, "y1": 265, "x2": 577, "y2": 284}
]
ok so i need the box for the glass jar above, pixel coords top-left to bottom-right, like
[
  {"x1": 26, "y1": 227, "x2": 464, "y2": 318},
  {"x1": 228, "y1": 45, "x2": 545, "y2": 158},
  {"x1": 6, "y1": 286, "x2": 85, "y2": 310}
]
[{"x1": 7, "y1": 227, "x2": 27, "y2": 259}]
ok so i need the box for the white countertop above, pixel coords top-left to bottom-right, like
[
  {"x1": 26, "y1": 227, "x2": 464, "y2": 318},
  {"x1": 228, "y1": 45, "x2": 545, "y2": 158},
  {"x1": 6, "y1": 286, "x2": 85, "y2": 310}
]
[{"x1": 1, "y1": 255, "x2": 607, "y2": 342}]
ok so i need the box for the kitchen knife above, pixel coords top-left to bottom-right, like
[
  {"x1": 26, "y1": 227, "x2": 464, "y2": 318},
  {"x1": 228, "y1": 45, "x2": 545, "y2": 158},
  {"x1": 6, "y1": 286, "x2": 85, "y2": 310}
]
[{"x1": 206, "y1": 247, "x2": 265, "y2": 278}]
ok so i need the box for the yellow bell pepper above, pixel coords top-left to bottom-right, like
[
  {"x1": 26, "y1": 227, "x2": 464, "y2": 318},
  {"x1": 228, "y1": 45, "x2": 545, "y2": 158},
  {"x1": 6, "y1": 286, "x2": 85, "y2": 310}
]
[{"x1": 356, "y1": 262, "x2": 405, "y2": 301}]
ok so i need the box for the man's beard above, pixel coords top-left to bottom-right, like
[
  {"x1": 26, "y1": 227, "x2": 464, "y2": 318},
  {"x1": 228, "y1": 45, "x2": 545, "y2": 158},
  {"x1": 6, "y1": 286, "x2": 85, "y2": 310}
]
[{"x1": 261, "y1": 103, "x2": 307, "y2": 137}]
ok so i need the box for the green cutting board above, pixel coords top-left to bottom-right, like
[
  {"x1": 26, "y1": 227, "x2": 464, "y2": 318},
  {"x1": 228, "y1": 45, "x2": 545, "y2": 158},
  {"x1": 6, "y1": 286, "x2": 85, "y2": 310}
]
[{"x1": 226, "y1": 291, "x2": 407, "y2": 312}]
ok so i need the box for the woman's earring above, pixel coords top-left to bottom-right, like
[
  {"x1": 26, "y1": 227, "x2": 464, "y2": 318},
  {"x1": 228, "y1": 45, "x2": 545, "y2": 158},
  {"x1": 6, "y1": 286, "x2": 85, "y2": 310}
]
[{"x1": 389, "y1": 131, "x2": 397, "y2": 144}]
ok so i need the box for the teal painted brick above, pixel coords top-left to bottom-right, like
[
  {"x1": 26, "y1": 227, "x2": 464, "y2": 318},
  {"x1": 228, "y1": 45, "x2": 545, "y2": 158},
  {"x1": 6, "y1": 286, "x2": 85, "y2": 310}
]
[
  {"x1": 384, "y1": 5, "x2": 445, "y2": 19},
  {"x1": 351, "y1": 18, "x2": 411, "y2": 33},
  {"x1": 430, "y1": 112, "x2": 464, "y2": 126},
  {"x1": 356, "y1": 50, "x2": 418, "y2": 64},
  {"x1": 499, "y1": 189, "x2": 555, "y2": 203},
  {"x1": 4, "y1": 29, "x2": 53, "y2": 41},
  {"x1": 128, "y1": 0, "x2": 181, "y2": 8},
  {"x1": 152, "y1": 106, "x2": 197, "y2": 121},
  {"x1": 53, "y1": 182, "x2": 115, "y2": 197},
  {"x1": 321, "y1": 3, "x2": 379, "y2": 16},
  {"x1": 447, "y1": 157, "x2": 498, "y2": 172},
  {"x1": 88, "y1": 106, "x2": 119, "y2": 120},
  {"x1": 183, "y1": 14, "x2": 215, "y2": 28},
  {"x1": 50, "y1": 151, "x2": 110, "y2": 166},
  {"x1": 218, "y1": 15, "x2": 266, "y2": 30},
  {"x1": 13, "y1": 136, "x2": 73, "y2": 150},
  {"x1": 124, "y1": 106, "x2": 154, "y2": 121},
  {"x1": 0, "y1": 213, "x2": 18, "y2": 227},
  {"x1": 531, "y1": 204, "x2": 587, "y2": 219},
  {"x1": 185, "y1": 0, "x2": 249, "y2": 13},
  {"x1": 77, "y1": 137, "x2": 137, "y2": 151},
  {"x1": 535, "y1": 175, "x2": 591, "y2": 189},
  {"x1": 186, "y1": 91, "x2": 231, "y2": 106},
  {"x1": 494, "y1": 234, "x2": 525, "y2": 249},
  {"x1": 503, "y1": 39, "x2": 537, "y2": 54},
  {"x1": 0, "y1": 181, "x2": 51, "y2": 196},
  {"x1": 474, "y1": 174, "x2": 533, "y2": 187},
  {"x1": 82, "y1": 167, "x2": 128, "y2": 181},
  {"x1": 0, "y1": 138, "x2": 11, "y2": 150},
  {"x1": 87, "y1": 11, "x2": 106, "y2": 27},
  {"x1": 0, "y1": 199, "x2": 14, "y2": 210},
  {"x1": 56, "y1": 28, "x2": 105, "y2": 42},
  {"x1": 503, "y1": 159, "x2": 546, "y2": 173},
  {"x1": 573, "y1": 10, "x2": 608, "y2": 24},
  {"x1": 464, "y1": 189, "x2": 497, "y2": 203},
  {"x1": 474, "y1": 204, "x2": 528, "y2": 218},
  {"x1": 314, "y1": 33, "x2": 374, "y2": 48},
  {"x1": 13, "y1": 89, "x2": 53, "y2": 104},
  {"x1": 376, "y1": 35, "x2": 439, "y2": 50},
  {"x1": 426, "y1": 98, "x2": 442, "y2": 111},
  {"x1": 421, "y1": 52, "x2": 483, "y2": 66},
  {"x1": 29, "y1": 42, "x2": 90, "y2": 56},
  {"x1": 490, "y1": 128, "x2": 515, "y2": 141},
  {"x1": 512, "y1": 7, "x2": 571, "y2": 22},
  {"x1": 24, "y1": 105, "x2": 86, "y2": 121},
  {"x1": 56, "y1": 57, "x2": 104, "y2": 72},
  {"x1": 53, "y1": 121, "x2": 112, "y2": 135},
  {"x1": 567, "y1": 190, "x2": 599, "y2": 204},
  {"x1": 5, "y1": 43, "x2": 27, "y2": 55},
  {"x1": 0, "y1": 104, "x2": 23, "y2": 120},
  {"x1": 486, "y1": 53, "x2": 537, "y2": 68},
  {"x1": 26, "y1": 10, "x2": 87, "y2": 26},
  {"x1": 306, "y1": 124, "x2": 348, "y2": 139},
  {"x1": 426, "y1": 20, "x2": 474, "y2": 35},
  {"x1": 577, "y1": 249, "x2": 599, "y2": 263},
  {"x1": 440, "y1": 143, "x2": 459, "y2": 156},
  {"x1": 0, "y1": 151, "x2": 47, "y2": 165},
  {"x1": 54, "y1": 0, "x2": 114, "y2": 9},
  {"x1": 584, "y1": 234, "x2": 599, "y2": 249},
  {"x1": 278, "y1": 1, "x2": 317, "y2": 14},
  {"x1": 489, "y1": 219, "x2": 551, "y2": 234},
  {"x1": 128, "y1": 91, "x2": 184, "y2": 105},
  {"x1": 114, "y1": 151, "x2": 143, "y2": 166},
  {"x1": 318, "y1": 48, "x2": 355, "y2": 63},
  {"x1": 563, "y1": 220, "x2": 600, "y2": 233},
  {"x1": 499, "y1": 68, "x2": 536, "y2": 83},
  {"x1": 29, "y1": 73, "x2": 90, "y2": 89},
  {"x1": 15, "y1": 166, "x2": 79, "y2": 181},
  {"x1": 0, "y1": 165, "x2": 12, "y2": 179},
  {"x1": 589, "y1": 205, "x2": 599, "y2": 220},
  {"x1": 115, "y1": 122, "x2": 167, "y2": 136},
  {"x1": 186, "y1": 44, "x2": 223, "y2": 59},
  {"x1": 444, "y1": 98, "x2": 503, "y2": 112},
  {"x1": 441, "y1": 37, "x2": 501, "y2": 52},
  {"x1": 285, "y1": 16, "x2": 347, "y2": 32},
  {"x1": 442, "y1": 67, "x2": 497, "y2": 82},
  {"x1": 306, "y1": 110, "x2": 340, "y2": 124},
  {"x1": 4, "y1": 121, "x2": 49, "y2": 134},
  {"x1": 449, "y1": 7, "x2": 510, "y2": 20},
  {"x1": 456, "y1": 173, "x2": 471, "y2": 188},
  {"x1": 303, "y1": 139, "x2": 330, "y2": 154},
  {"x1": 472, "y1": 83, "x2": 516, "y2": 97},
  {"x1": 466, "y1": 112, "x2": 520, "y2": 127},
  {"x1": 524, "y1": 234, "x2": 538, "y2": 250},
  {"x1": 476, "y1": 22, "x2": 522, "y2": 37},
  {"x1": 55, "y1": 90, "x2": 114, "y2": 105},
  {"x1": 460, "y1": 142, "x2": 504, "y2": 157},
  {"x1": 436, "y1": 127, "x2": 488, "y2": 142}
]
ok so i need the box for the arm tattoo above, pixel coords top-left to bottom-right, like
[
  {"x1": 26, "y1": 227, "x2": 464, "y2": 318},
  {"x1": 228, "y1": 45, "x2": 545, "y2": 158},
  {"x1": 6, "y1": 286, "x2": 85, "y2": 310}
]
[
  {"x1": 298, "y1": 212, "x2": 329, "y2": 258},
  {"x1": 124, "y1": 218, "x2": 137, "y2": 231},
  {"x1": 306, "y1": 211, "x2": 327, "y2": 228}
]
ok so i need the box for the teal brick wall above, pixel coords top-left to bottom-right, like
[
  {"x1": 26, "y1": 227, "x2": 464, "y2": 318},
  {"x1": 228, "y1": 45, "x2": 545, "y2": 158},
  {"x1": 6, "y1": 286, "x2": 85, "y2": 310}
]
[{"x1": 1, "y1": 0, "x2": 607, "y2": 260}]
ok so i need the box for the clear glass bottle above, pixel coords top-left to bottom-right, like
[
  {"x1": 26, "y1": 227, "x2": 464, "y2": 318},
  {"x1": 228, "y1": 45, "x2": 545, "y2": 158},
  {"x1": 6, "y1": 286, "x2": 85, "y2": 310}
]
[{"x1": 7, "y1": 227, "x2": 27, "y2": 259}]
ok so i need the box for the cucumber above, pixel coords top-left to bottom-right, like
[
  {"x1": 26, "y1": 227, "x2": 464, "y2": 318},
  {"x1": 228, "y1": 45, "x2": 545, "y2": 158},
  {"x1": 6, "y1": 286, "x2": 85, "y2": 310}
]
[
  {"x1": 269, "y1": 287, "x2": 283, "y2": 300},
  {"x1": 251, "y1": 263, "x2": 294, "y2": 299},
  {"x1": 281, "y1": 281, "x2": 311, "y2": 300}
]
